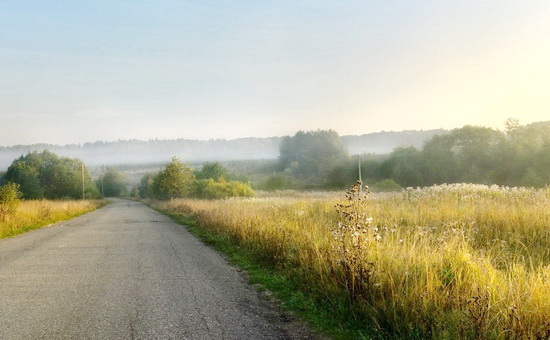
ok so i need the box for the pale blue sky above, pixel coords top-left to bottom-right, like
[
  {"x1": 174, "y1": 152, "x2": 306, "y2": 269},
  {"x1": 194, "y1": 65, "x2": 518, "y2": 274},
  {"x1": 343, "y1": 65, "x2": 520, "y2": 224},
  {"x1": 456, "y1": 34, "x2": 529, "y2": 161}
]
[{"x1": 1, "y1": 1, "x2": 549, "y2": 145}]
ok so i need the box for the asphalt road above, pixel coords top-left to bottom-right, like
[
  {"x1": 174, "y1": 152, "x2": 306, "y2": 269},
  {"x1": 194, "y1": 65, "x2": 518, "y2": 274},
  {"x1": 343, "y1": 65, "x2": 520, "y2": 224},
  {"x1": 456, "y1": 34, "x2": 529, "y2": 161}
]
[{"x1": 0, "y1": 199, "x2": 315, "y2": 340}]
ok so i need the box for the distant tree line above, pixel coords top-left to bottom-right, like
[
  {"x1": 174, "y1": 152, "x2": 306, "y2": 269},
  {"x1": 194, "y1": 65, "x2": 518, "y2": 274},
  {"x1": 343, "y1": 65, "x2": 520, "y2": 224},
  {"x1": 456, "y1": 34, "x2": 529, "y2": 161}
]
[
  {"x1": 265, "y1": 120, "x2": 550, "y2": 190},
  {"x1": 3, "y1": 120, "x2": 548, "y2": 199},
  {"x1": 137, "y1": 158, "x2": 254, "y2": 200},
  {"x1": 0, "y1": 130, "x2": 445, "y2": 169},
  {"x1": 356, "y1": 120, "x2": 550, "y2": 188}
]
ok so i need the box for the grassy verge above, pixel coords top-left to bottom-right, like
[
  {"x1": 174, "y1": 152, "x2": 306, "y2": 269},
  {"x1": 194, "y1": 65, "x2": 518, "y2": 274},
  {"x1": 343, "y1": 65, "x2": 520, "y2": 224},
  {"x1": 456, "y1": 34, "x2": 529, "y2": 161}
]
[
  {"x1": 152, "y1": 206, "x2": 376, "y2": 340},
  {"x1": 0, "y1": 200, "x2": 109, "y2": 239},
  {"x1": 147, "y1": 184, "x2": 550, "y2": 339}
]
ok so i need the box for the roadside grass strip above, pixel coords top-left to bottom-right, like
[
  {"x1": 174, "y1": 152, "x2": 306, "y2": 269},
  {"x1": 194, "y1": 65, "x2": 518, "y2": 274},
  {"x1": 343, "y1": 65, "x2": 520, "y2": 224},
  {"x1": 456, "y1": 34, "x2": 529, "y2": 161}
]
[{"x1": 0, "y1": 200, "x2": 109, "y2": 239}]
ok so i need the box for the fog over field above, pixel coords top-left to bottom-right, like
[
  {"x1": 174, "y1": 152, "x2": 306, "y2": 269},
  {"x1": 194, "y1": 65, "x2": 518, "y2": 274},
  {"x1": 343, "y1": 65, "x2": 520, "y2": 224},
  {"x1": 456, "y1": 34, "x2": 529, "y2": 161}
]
[{"x1": 0, "y1": 129, "x2": 445, "y2": 170}]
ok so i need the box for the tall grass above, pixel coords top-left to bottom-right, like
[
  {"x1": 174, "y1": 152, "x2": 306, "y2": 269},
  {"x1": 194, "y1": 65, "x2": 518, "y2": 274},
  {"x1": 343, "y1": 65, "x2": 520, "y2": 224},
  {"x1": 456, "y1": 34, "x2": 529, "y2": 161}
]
[
  {"x1": 0, "y1": 200, "x2": 107, "y2": 239},
  {"x1": 152, "y1": 184, "x2": 550, "y2": 339}
]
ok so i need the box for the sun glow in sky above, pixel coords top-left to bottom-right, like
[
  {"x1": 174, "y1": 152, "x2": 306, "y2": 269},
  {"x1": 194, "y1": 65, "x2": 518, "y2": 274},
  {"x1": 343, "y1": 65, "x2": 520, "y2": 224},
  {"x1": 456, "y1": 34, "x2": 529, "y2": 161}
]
[{"x1": 1, "y1": 1, "x2": 549, "y2": 145}]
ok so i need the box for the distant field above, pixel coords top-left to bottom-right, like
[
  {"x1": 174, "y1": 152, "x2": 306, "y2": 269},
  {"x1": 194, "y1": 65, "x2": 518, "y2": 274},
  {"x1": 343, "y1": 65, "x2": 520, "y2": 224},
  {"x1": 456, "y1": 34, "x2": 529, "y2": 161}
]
[
  {"x1": 0, "y1": 200, "x2": 108, "y2": 239},
  {"x1": 152, "y1": 185, "x2": 550, "y2": 339}
]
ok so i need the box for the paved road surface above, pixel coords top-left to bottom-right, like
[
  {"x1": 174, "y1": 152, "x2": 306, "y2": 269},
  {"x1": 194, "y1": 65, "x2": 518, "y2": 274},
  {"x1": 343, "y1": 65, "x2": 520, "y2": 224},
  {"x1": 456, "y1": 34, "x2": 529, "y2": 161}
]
[{"x1": 0, "y1": 199, "x2": 314, "y2": 339}]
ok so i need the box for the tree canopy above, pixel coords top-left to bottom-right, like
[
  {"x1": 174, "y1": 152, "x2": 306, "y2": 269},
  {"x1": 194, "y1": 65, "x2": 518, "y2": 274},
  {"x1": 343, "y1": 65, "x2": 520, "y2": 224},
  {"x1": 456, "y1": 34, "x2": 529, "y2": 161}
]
[
  {"x1": 2, "y1": 150, "x2": 99, "y2": 199},
  {"x1": 195, "y1": 162, "x2": 230, "y2": 181},
  {"x1": 322, "y1": 121, "x2": 550, "y2": 189},
  {"x1": 152, "y1": 157, "x2": 195, "y2": 199},
  {"x1": 279, "y1": 130, "x2": 348, "y2": 180},
  {"x1": 98, "y1": 168, "x2": 128, "y2": 197}
]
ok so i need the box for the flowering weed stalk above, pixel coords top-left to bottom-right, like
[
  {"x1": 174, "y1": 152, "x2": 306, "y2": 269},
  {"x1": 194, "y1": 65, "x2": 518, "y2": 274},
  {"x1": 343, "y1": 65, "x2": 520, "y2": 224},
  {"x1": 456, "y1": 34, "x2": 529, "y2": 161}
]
[{"x1": 333, "y1": 181, "x2": 378, "y2": 303}]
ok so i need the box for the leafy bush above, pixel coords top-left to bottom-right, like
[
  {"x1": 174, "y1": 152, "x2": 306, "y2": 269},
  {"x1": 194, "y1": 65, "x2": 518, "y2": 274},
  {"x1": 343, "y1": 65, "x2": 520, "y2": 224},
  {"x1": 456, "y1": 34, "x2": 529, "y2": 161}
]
[
  {"x1": 153, "y1": 157, "x2": 195, "y2": 199},
  {"x1": 370, "y1": 179, "x2": 402, "y2": 192},
  {"x1": 260, "y1": 174, "x2": 293, "y2": 191},
  {"x1": 195, "y1": 162, "x2": 229, "y2": 181},
  {"x1": 0, "y1": 182, "x2": 22, "y2": 221},
  {"x1": 193, "y1": 178, "x2": 254, "y2": 199}
]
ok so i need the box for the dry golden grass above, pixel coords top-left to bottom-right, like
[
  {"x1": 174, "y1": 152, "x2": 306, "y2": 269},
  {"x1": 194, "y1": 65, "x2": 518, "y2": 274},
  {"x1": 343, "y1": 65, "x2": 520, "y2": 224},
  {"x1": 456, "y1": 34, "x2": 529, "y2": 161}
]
[
  {"x1": 0, "y1": 199, "x2": 107, "y2": 239},
  {"x1": 152, "y1": 184, "x2": 550, "y2": 339}
]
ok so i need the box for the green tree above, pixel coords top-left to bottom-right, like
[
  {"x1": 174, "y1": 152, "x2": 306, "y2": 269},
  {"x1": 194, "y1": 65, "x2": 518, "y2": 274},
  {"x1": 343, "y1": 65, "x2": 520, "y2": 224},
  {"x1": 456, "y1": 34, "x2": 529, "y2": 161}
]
[
  {"x1": 195, "y1": 162, "x2": 229, "y2": 181},
  {"x1": 380, "y1": 147, "x2": 425, "y2": 187},
  {"x1": 261, "y1": 174, "x2": 293, "y2": 191},
  {"x1": 519, "y1": 168, "x2": 543, "y2": 188},
  {"x1": 3, "y1": 150, "x2": 98, "y2": 199},
  {"x1": 3, "y1": 162, "x2": 43, "y2": 199},
  {"x1": 325, "y1": 164, "x2": 358, "y2": 189},
  {"x1": 325, "y1": 157, "x2": 385, "y2": 189},
  {"x1": 505, "y1": 121, "x2": 550, "y2": 186},
  {"x1": 505, "y1": 118, "x2": 521, "y2": 135},
  {"x1": 139, "y1": 173, "x2": 156, "y2": 198},
  {"x1": 279, "y1": 130, "x2": 349, "y2": 180},
  {"x1": 153, "y1": 157, "x2": 195, "y2": 199},
  {"x1": 420, "y1": 134, "x2": 460, "y2": 185},
  {"x1": 449, "y1": 126, "x2": 505, "y2": 182},
  {"x1": 42, "y1": 158, "x2": 83, "y2": 199},
  {"x1": 532, "y1": 142, "x2": 550, "y2": 186},
  {"x1": 99, "y1": 168, "x2": 128, "y2": 197}
]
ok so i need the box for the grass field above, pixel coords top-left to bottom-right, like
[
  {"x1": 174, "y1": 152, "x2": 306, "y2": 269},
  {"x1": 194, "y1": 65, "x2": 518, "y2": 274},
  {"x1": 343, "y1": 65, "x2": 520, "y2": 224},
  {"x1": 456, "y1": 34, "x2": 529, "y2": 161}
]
[
  {"x1": 0, "y1": 199, "x2": 108, "y2": 239},
  {"x1": 151, "y1": 184, "x2": 550, "y2": 339}
]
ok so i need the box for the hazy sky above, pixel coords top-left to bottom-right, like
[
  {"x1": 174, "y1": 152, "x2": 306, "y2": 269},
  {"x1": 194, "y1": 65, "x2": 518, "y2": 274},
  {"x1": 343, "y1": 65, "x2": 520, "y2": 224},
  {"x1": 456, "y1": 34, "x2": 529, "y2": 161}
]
[{"x1": 1, "y1": 1, "x2": 549, "y2": 145}]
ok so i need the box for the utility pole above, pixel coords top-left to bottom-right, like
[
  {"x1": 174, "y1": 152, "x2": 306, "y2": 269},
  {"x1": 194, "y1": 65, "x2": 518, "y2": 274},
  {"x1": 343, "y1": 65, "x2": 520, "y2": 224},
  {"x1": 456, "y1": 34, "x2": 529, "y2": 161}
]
[
  {"x1": 81, "y1": 162, "x2": 85, "y2": 200},
  {"x1": 358, "y1": 158, "x2": 362, "y2": 192}
]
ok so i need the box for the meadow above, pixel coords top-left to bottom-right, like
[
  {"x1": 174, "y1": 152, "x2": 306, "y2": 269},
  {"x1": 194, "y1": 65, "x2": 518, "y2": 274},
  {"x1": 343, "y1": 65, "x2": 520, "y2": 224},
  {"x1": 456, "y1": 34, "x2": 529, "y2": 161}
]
[
  {"x1": 151, "y1": 184, "x2": 550, "y2": 339},
  {"x1": 0, "y1": 199, "x2": 107, "y2": 239}
]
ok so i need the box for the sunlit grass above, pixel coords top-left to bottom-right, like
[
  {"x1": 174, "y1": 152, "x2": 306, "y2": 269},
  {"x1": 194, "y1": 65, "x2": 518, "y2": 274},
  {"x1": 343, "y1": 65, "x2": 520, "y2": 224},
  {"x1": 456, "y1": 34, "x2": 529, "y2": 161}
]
[
  {"x1": 151, "y1": 184, "x2": 550, "y2": 339},
  {"x1": 0, "y1": 199, "x2": 108, "y2": 239}
]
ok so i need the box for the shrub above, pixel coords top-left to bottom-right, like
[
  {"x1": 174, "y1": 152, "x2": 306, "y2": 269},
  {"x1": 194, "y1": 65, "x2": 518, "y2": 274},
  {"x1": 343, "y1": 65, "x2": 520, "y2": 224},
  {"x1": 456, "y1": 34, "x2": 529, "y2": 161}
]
[
  {"x1": 370, "y1": 179, "x2": 402, "y2": 192},
  {"x1": 261, "y1": 174, "x2": 293, "y2": 191},
  {"x1": 0, "y1": 182, "x2": 23, "y2": 221},
  {"x1": 153, "y1": 157, "x2": 195, "y2": 199},
  {"x1": 193, "y1": 178, "x2": 254, "y2": 199},
  {"x1": 195, "y1": 162, "x2": 229, "y2": 181}
]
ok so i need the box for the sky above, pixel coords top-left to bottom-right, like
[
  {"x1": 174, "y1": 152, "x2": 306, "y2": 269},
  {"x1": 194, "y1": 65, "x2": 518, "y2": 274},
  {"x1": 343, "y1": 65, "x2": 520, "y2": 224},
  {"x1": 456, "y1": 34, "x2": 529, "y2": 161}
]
[{"x1": 1, "y1": 1, "x2": 549, "y2": 146}]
